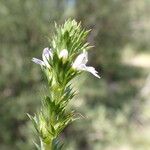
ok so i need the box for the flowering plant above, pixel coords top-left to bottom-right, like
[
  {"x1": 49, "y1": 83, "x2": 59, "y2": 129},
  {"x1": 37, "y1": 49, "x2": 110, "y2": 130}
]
[{"x1": 28, "y1": 19, "x2": 100, "y2": 150}]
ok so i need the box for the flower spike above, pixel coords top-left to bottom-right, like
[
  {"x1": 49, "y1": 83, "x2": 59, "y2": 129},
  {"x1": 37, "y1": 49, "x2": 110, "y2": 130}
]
[{"x1": 30, "y1": 20, "x2": 100, "y2": 150}]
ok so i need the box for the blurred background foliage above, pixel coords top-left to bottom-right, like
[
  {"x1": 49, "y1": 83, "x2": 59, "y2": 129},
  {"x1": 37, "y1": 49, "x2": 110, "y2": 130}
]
[{"x1": 0, "y1": 0, "x2": 150, "y2": 149}]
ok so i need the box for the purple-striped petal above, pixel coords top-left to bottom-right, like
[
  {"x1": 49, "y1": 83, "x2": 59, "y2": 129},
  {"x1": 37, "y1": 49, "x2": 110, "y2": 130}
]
[
  {"x1": 32, "y1": 58, "x2": 45, "y2": 66},
  {"x1": 42, "y1": 47, "x2": 52, "y2": 68},
  {"x1": 42, "y1": 47, "x2": 53, "y2": 60}
]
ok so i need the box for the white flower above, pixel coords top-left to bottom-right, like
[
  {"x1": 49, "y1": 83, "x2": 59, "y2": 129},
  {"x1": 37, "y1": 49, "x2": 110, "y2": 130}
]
[
  {"x1": 72, "y1": 51, "x2": 100, "y2": 78},
  {"x1": 32, "y1": 47, "x2": 53, "y2": 68},
  {"x1": 59, "y1": 49, "x2": 68, "y2": 60}
]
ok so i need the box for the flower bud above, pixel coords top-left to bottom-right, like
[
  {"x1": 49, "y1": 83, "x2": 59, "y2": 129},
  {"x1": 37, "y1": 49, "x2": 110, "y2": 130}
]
[{"x1": 59, "y1": 49, "x2": 68, "y2": 60}]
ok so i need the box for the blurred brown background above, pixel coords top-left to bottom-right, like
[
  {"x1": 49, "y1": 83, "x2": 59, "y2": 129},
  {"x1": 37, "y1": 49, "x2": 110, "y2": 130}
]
[{"x1": 0, "y1": 0, "x2": 150, "y2": 149}]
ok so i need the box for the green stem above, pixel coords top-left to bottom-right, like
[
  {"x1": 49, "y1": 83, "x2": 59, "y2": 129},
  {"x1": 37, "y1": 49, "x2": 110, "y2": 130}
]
[
  {"x1": 44, "y1": 142, "x2": 52, "y2": 150},
  {"x1": 41, "y1": 139, "x2": 53, "y2": 150}
]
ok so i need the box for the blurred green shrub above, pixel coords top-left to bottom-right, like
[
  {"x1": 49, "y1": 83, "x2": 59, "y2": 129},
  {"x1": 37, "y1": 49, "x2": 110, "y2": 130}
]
[{"x1": 0, "y1": 0, "x2": 150, "y2": 150}]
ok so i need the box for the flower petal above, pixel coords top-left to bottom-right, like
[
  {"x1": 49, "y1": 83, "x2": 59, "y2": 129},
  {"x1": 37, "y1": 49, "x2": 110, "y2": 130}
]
[
  {"x1": 42, "y1": 47, "x2": 52, "y2": 68},
  {"x1": 32, "y1": 58, "x2": 45, "y2": 66},
  {"x1": 72, "y1": 51, "x2": 88, "y2": 69},
  {"x1": 76, "y1": 64, "x2": 87, "y2": 71},
  {"x1": 42, "y1": 47, "x2": 53, "y2": 60},
  {"x1": 59, "y1": 49, "x2": 68, "y2": 60},
  {"x1": 86, "y1": 66, "x2": 100, "y2": 78}
]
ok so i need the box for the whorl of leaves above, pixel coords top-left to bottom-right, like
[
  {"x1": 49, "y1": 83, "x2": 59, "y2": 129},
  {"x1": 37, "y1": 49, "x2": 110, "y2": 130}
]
[{"x1": 51, "y1": 19, "x2": 92, "y2": 56}]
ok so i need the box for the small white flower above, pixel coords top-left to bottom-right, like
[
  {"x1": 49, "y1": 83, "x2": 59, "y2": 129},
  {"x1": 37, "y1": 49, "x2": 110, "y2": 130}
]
[
  {"x1": 59, "y1": 49, "x2": 68, "y2": 60},
  {"x1": 32, "y1": 47, "x2": 53, "y2": 68},
  {"x1": 72, "y1": 51, "x2": 100, "y2": 78}
]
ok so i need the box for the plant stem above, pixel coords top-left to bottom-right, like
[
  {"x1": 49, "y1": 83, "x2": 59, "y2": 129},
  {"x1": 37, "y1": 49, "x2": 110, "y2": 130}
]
[
  {"x1": 41, "y1": 139, "x2": 52, "y2": 150},
  {"x1": 44, "y1": 142, "x2": 52, "y2": 150}
]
